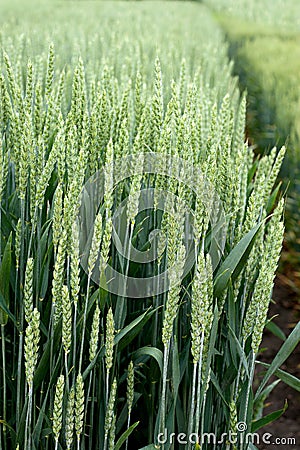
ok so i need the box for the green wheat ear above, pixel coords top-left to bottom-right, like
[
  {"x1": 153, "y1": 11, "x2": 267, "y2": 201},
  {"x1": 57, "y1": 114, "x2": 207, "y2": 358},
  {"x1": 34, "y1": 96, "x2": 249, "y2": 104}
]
[
  {"x1": 23, "y1": 258, "x2": 34, "y2": 323},
  {"x1": 62, "y1": 285, "x2": 72, "y2": 355},
  {"x1": 89, "y1": 304, "x2": 101, "y2": 362},
  {"x1": 75, "y1": 374, "x2": 85, "y2": 441},
  {"x1": 53, "y1": 375, "x2": 65, "y2": 444},
  {"x1": 65, "y1": 386, "x2": 75, "y2": 450},
  {"x1": 105, "y1": 308, "x2": 115, "y2": 373},
  {"x1": 104, "y1": 378, "x2": 117, "y2": 442},
  {"x1": 127, "y1": 361, "x2": 134, "y2": 414},
  {"x1": 24, "y1": 308, "x2": 40, "y2": 385}
]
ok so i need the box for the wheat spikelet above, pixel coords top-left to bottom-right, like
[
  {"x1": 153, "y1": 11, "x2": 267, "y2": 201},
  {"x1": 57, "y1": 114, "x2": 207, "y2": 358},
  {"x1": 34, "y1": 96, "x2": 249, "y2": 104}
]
[{"x1": 23, "y1": 258, "x2": 34, "y2": 323}]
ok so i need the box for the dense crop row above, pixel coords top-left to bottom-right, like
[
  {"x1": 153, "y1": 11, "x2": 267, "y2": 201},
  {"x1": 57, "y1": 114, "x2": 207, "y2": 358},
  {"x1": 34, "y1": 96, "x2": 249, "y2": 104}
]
[
  {"x1": 0, "y1": 2, "x2": 287, "y2": 449},
  {"x1": 206, "y1": 0, "x2": 300, "y2": 30}
]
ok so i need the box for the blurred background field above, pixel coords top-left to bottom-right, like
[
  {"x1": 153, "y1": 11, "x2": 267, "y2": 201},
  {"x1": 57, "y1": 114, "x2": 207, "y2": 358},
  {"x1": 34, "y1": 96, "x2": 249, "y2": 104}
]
[
  {"x1": 205, "y1": 0, "x2": 300, "y2": 289},
  {"x1": 203, "y1": 1, "x2": 300, "y2": 446}
]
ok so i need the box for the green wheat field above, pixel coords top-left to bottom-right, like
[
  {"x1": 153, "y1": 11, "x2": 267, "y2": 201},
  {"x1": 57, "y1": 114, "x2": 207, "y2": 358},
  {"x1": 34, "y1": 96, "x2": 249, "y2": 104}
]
[{"x1": 0, "y1": 1, "x2": 299, "y2": 450}]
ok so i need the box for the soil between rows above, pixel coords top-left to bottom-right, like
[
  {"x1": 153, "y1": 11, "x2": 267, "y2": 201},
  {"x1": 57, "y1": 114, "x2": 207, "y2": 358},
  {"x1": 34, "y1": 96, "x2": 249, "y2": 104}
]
[{"x1": 256, "y1": 280, "x2": 300, "y2": 450}]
